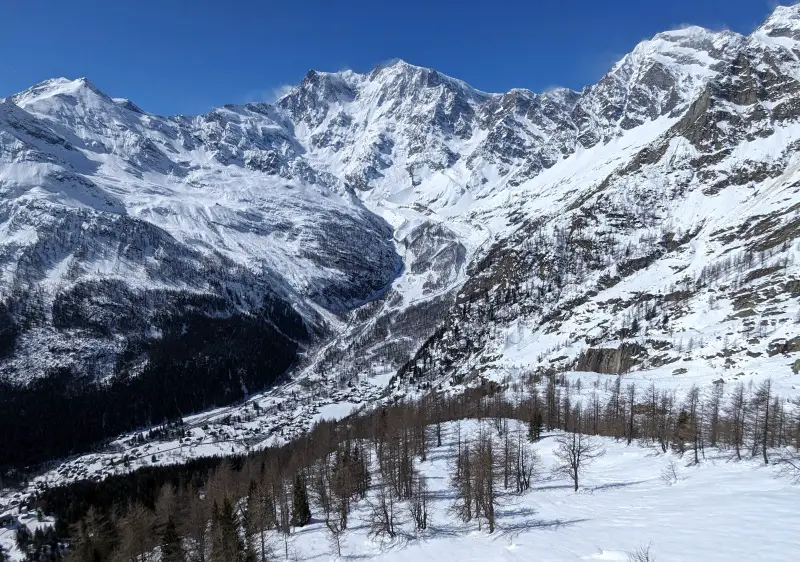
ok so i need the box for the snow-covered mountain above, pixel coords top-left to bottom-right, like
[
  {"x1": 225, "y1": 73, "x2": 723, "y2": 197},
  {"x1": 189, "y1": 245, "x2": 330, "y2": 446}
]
[
  {"x1": 2, "y1": 5, "x2": 800, "y2": 468},
  {"x1": 390, "y1": 6, "x2": 800, "y2": 394}
]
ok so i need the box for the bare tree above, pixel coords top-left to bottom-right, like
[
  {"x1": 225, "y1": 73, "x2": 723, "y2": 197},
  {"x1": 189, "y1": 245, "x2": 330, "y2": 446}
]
[
  {"x1": 311, "y1": 452, "x2": 348, "y2": 558},
  {"x1": 681, "y1": 385, "x2": 702, "y2": 464},
  {"x1": 644, "y1": 383, "x2": 659, "y2": 445},
  {"x1": 514, "y1": 428, "x2": 542, "y2": 494},
  {"x1": 706, "y1": 381, "x2": 724, "y2": 447},
  {"x1": 626, "y1": 383, "x2": 636, "y2": 445},
  {"x1": 275, "y1": 477, "x2": 292, "y2": 560},
  {"x1": 449, "y1": 426, "x2": 501, "y2": 532},
  {"x1": 627, "y1": 542, "x2": 656, "y2": 562},
  {"x1": 725, "y1": 383, "x2": 747, "y2": 460},
  {"x1": 776, "y1": 448, "x2": 800, "y2": 484},
  {"x1": 408, "y1": 473, "x2": 430, "y2": 534},
  {"x1": 449, "y1": 432, "x2": 473, "y2": 523},
  {"x1": 245, "y1": 481, "x2": 277, "y2": 562},
  {"x1": 69, "y1": 506, "x2": 114, "y2": 562},
  {"x1": 181, "y1": 486, "x2": 212, "y2": 562},
  {"x1": 473, "y1": 432, "x2": 499, "y2": 533},
  {"x1": 206, "y1": 461, "x2": 239, "y2": 508},
  {"x1": 325, "y1": 517, "x2": 344, "y2": 559},
  {"x1": 367, "y1": 480, "x2": 397, "y2": 540},
  {"x1": 311, "y1": 456, "x2": 333, "y2": 526},
  {"x1": 656, "y1": 390, "x2": 674, "y2": 453},
  {"x1": 660, "y1": 459, "x2": 679, "y2": 487},
  {"x1": 753, "y1": 379, "x2": 773, "y2": 465},
  {"x1": 552, "y1": 432, "x2": 606, "y2": 491},
  {"x1": 502, "y1": 422, "x2": 513, "y2": 490},
  {"x1": 114, "y1": 502, "x2": 156, "y2": 562},
  {"x1": 155, "y1": 483, "x2": 178, "y2": 533}
]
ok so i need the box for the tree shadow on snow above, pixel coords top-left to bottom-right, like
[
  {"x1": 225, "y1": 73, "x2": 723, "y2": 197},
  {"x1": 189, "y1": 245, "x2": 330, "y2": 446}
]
[
  {"x1": 531, "y1": 479, "x2": 645, "y2": 494},
  {"x1": 530, "y1": 482, "x2": 576, "y2": 492},
  {"x1": 428, "y1": 488, "x2": 459, "y2": 502},
  {"x1": 424, "y1": 450, "x2": 454, "y2": 463},
  {"x1": 589, "y1": 479, "x2": 645, "y2": 492},
  {"x1": 495, "y1": 517, "x2": 590, "y2": 538},
  {"x1": 496, "y1": 504, "x2": 538, "y2": 519},
  {"x1": 424, "y1": 521, "x2": 472, "y2": 539}
]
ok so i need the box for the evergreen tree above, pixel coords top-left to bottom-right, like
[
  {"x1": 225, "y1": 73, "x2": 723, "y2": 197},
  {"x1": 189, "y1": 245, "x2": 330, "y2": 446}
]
[
  {"x1": 527, "y1": 411, "x2": 543, "y2": 442},
  {"x1": 241, "y1": 485, "x2": 259, "y2": 562},
  {"x1": 211, "y1": 498, "x2": 245, "y2": 562},
  {"x1": 290, "y1": 472, "x2": 312, "y2": 527},
  {"x1": 161, "y1": 516, "x2": 185, "y2": 562},
  {"x1": 15, "y1": 526, "x2": 32, "y2": 554},
  {"x1": 68, "y1": 507, "x2": 112, "y2": 562}
]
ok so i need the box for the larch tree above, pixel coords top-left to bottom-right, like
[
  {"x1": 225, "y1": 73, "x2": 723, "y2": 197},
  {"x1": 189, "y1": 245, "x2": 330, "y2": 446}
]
[
  {"x1": 115, "y1": 501, "x2": 156, "y2": 562},
  {"x1": 725, "y1": 382, "x2": 747, "y2": 460},
  {"x1": 754, "y1": 379, "x2": 773, "y2": 465},
  {"x1": 367, "y1": 480, "x2": 397, "y2": 540},
  {"x1": 180, "y1": 485, "x2": 211, "y2": 562},
  {"x1": 408, "y1": 473, "x2": 430, "y2": 533},
  {"x1": 552, "y1": 431, "x2": 606, "y2": 492},
  {"x1": 626, "y1": 383, "x2": 636, "y2": 445}
]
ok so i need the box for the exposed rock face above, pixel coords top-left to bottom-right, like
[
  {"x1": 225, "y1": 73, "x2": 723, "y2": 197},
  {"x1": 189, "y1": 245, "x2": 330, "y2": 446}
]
[
  {"x1": 574, "y1": 344, "x2": 648, "y2": 374},
  {"x1": 768, "y1": 336, "x2": 800, "y2": 357}
]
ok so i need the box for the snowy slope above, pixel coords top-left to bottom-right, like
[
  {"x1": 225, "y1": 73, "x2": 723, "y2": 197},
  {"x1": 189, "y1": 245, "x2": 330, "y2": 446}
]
[
  {"x1": 276, "y1": 423, "x2": 800, "y2": 562},
  {"x1": 6, "y1": 421, "x2": 799, "y2": 562}
]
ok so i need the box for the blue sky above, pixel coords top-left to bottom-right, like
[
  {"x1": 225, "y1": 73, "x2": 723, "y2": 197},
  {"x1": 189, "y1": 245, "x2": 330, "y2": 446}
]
[{"x1": 0, "y1": 0, "x2": 788, "y2": 115}]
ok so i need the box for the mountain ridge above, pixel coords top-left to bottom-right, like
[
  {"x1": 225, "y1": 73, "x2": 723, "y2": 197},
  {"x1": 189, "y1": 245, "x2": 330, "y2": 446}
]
[{"x1": 1, "y1": 4, "x2": 799, "y2": 468}]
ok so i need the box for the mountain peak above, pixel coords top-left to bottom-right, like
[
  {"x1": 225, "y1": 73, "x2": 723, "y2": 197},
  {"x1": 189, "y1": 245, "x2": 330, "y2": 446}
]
[
  {"x1": 366, "y1": 58, "x2": 494, "y2": 99},
  {"x1": 765, "y1": 3, "x2": 800, "y2": 23},
  {"x1": 756, "y1": 3, "x2": 800, "y2": 39},
  {"x1": 634, "y1": 25, "x2": 742, "y2": 58},
  {"x1": 367, "y1": 58, "x2": 435, "y2": 79},
  {"x1": 604, "y1": 24, "x2": 742, "y2": 84},
  {"x1": 11, "y1": 76, "x2": 111, "y2": 108},
  {"x1": 370, "y1": 58, "x2": 424, "y2": 75},
  {"x1": 652, "y1": 25, "x2": 739, "y2": 41}
]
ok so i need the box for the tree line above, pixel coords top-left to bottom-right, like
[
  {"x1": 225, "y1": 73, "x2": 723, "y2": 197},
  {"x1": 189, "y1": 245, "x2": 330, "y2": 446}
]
[{"x1": 14, "y1": 373, "x2": 800, "y2": 561}]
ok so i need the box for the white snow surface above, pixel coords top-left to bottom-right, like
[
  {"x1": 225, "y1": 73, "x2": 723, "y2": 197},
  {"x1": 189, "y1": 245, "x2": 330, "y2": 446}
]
[{"x1": 273, "y1": 422, "x2": 799, "y2": 562}]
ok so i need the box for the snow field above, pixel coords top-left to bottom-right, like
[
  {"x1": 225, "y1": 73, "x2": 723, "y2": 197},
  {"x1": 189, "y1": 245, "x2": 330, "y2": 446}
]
[{"x1": 278, "y1": 420, "x2": 799, "y2": 561}]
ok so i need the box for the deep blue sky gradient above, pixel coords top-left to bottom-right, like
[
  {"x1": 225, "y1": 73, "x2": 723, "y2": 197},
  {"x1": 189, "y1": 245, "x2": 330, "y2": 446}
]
[{"x1": 0, "y1": 0, "x2": 788, "y2": 115}]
